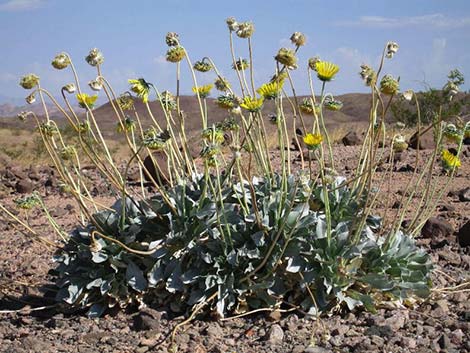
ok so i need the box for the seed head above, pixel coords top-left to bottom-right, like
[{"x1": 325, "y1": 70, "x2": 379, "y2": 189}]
[
  {"x1": 275, "y1": 48, "x2": 297, "y2": 69},
  {"x1": 386, "y1": 41, "x2": 399, "y2": 59},
  {"x1": 62, "y1": 83, "x2": 77, "y2": 94},
  {"x1": 25, "y1": 92, "x2": 36, "y2": 104},
  {"x1": 51, "y1": 53, "x2": 70, "y2": 70},
  {"x1": 85, "y1": 48, "x2": 104, "y2": 67},
  {"x1": 290, "y1": 32, "x2": 306, "y2": 47},
  {"x1": 166, "y1": 46, "x2": 186, "y2": 63},
  {"x1": 214, "y1": 76, "x2": 231, "y2": 91},
  {"x1": 226, "y1": 17, "x2": 238, "y2": 31},
  {"x1": 88, "y1": 78, "x2": 103, "y2": 91},
  {"x1": 165, "y1": 32, "x2": 180, "y2": 46},
  {"x1": 19, "y1": 74, "x2": 39, "y2": 89},
  {"x1": 380, "y1": 74, "x2": 400, "y2": 95},
  {"x1": 236, "y1": 21, "x2": 254, "y2": 38},
  {"x1": 359, "y1": 64, "x2": 377, "y2": 86}
]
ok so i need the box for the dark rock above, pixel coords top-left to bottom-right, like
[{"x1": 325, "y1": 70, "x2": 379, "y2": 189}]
[
  {"x1": 398, "y1": 164, "x2": 414, "y2": 172},
  {"x1": 205, "y1": 323, "x2": 223, "y2": 338},
  {"x1": 421, "y1": 217, "x2": 454, "y2": 238},
  {"x1": 133, "y1": 308, "x2": 161, "y2": 331},
  {"x1": 458, "y1": 187, "x2": 470, "y2": 202},
  {"x1": 457, "y1": 221, "x2": 470, "y2": 247},
  {"x1": 463, "y1": 137, "x2": 470, "y2": 145},
  {"x1": 143, "y1": 153, "x2": 169, "y2": 185},
  {"x1": 342, "y1": 131, "x2": 361, "y2": 146},
  {"x1": 15, "y1": 179, "x2": 34, "y2": 194},
  {"x1": 437, "y1": 334, "x2": 452, "y2": 350},
  {"x1": 409, "y1": 129, "x2": 435, "y2": 150}
]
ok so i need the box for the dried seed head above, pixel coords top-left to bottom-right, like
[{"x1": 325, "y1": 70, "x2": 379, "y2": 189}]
[
  {"x1": 88, "y1": 78, "x2": 103, "y2": 91},
  {"x1": 214, "y1": 76, "x2": 231, "y2": 91},
  {"x1": 25, "y1": 92, "x2": 36, "y2": 104},
  {"x1": 308, "y1": 57, "x2": 321, "y2": 71},
  {"x1": 359, "y1": 64, "x2": 377, "y2": 86},
  {"x1": 226, "y1": 17, "x2": 238, "y2": 31},
  {"x1": 290, "y1": 32, "x2": 306, "y2": 47},
  {"x1": 275, "y1": 48, "x2": 298, "y2": 69},
  {"x1": 380, "y1": 74, "x2": 400, "y2": 95},
  {"x1": 166, "y1": 46, "x2": 186, "y2": 63},
  {"x1": 236, "y1": 21, "x2": 254, "y2": 38},
  {"x1": 85, "y1": 48, "x2": 104, "y2": 66},
  {"x1": 51, "y1": 53, "x2": 70, "y2": 70},
  {"x1": 165, "y1": 32, "x2": 180, "y2": 46},
  {"x1": 19, "y1": 74, "x2": 39, "y2": 89}
]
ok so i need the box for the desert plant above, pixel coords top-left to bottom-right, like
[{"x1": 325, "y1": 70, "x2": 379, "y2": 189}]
[{"x1": 1, "y1": 18, "x2": 465, "y2": 345}]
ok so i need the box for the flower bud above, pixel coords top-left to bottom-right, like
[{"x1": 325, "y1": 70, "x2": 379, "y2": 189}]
[
  {"x1": 166, "y1": 46, "x2": 186, "y2": 63},
  {"x1": 85, "y1": 48, "x2": 104, "y2": 66},
  {"x1": 359, "y1": 64, "x2": 377, "y2": 86},
  {"x1": 380, "y1": 74, "x2": 399, "y2": 95},
  {"x1": 308, "y1": 57, "x2": 321, "y2": 71},
  {"x1": 290, "y1": 32, "x2": 306, "y2": 47},
  {"x1": 193, "y1": 60, "x2": 212, "y2": 72},
  {"x1": 88, "y1": 78, "x2": 103, "y2": 91},
  {"x1": 51, "y1": 53, "x2": 70, "y2": 70},
  {"x1": 25, "y1": 92, "x2": 36, "y2": 104},
  {"x1": 19, "y1": 74, "x2": 39, "y2": 89},
  {"x1": 386, "y1": 41, "x2": 399, "y2": 59},
  {"x1": 62, "y1": 83, "x2": 77, "y2": 94}
]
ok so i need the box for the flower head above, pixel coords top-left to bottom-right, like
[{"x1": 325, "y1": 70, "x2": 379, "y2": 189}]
[
  {"x1": 359, "y1": 64, "x2": 376, "y2": 86},
  {"x1": 88, "y1": 78, "x2": 103, "y2": 91},
  {"x1": 324, "y1": 97, "x2": 343, "y2": 111},
  {"x1": 143, "y1": 128, "x2": 171, "y2": 150},
  {"x1": 443, "y1": 123, "x2": 463, "y2": 144},
  {"x1": 403, "y1": 90, "x2": 413, "y2": 101},
  {"x1": 380, "y1": 74, "x2": 400, "y2": 95},
  {"x1": 76, "y1": 93, "x2": 98, "y2": 109},
  {"x1": 226, "y1": 17, "x2": 238, "y2": 31},
  {"x1": 159, "y1": 90, "x2": 177, "y2": 111},
  {"x1": 232, "y1": 58, "x2": 250, "y2": 71},
  {"x1": 60, "y1": 145, "x2": 77, "y2": 161},
  {"x1": 443, "y1": 81, "x2": 459, "y2": 101},
  {"x1": 275, "y1": 48, "x2": 297, "y2": 69},
  {"x1": 193, "y1": 60, "x2": 212, "y2": 72},
  {"x1": 62, "y1": 83, "x2": 76, "y2": 94},
  {"x1": 166, "y1": 46, "x2": 186, "y2": 63},
  {"x1": 236, "y1": 21, "x2": 254, "y2": 38},
  {"x1": 128, "y1": 78, "x2": 151, "y2": 103},
  {"x1": 308, "y1": 57, "x2": 321, "y2": 71},
  {"x1": 290, "y1": 32, "x2": 306, "y2": 47},
  {"x1": 214, "y1": 76, "x2": 231, "y2": 91},
  {"x1": 117, "y1": 116, "x2": 136, "y2": 133},
  {"x1": 299, "y1": 99, "x2": 320, "y2": 116},
  {"x1": 240, "y1": 96, "x2": 264, "y2": 113},
  {"x1": 51, "y1": 53, "x2": 70, "y2": 70},
  {"x1": 85, "y1": 48, "x2": 104, "y2": 66},
  {"x1": 14, "y1": 194, "x2": 40, "y2": 210},
  {"x1": 17, "y1": 111, "x2": 30, "y2": 121},
  {"x1": 192, "y1": 84, "x2": 213, "y2": 98},
  {"x1": 216, "y1": 94, "x2": 238, "y2": 109},
  {"x1": 315, "y1": 61, "x2": 339, "y2": 81},
  {"x1": 392, "y1": 134, "x2": 408, "y2": 152},
  {"x1": 38, "y1": 122, "x2": 59, "y2": 136},
  {"x1": 77, "y1": 120, "x2": 90, "y2": 133},
  {"x1": 303, "y1": 133, "x2": 323, "y2": 150},
  {"x1": 116, "y1": 94, "x2": 134, "y2": 111},
  {"x1": 257, "y1": 81, "x2": 284, "y2": 100},
  {"x1": 19, "y1": 74, "x2": 39, "y2": 89},
  {"x1": 25, "y1": 92, "x2": 36, "y2": 104},
  {"x1": 386, "y1": 41, "x2": 399, "y2": 59},
  {"x1": 165, "y1": 32, "x2": 180, "y2": 46},
  {"x1": 441, "y1": 149, "x2": 461, "y2": 170},
  {"x1": 270, "y1": 71, "x2": 288, "y2": 84},
  {"x1": 202, "y1": 126, "x2": 225, "y2": 144}
]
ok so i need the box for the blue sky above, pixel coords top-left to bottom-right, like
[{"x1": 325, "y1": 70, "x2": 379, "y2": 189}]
[{"x1": 1, "y1": 0, "x2": 470, "y2": 102}]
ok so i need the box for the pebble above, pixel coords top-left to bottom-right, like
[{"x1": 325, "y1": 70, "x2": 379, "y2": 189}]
[{"x1": 266, "y1": 324, "x2": 284, "y2": 344}]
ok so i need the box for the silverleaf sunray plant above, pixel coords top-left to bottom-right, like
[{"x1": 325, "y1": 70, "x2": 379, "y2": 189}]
[{"x1": 2, "y1": 19, "x2": 466, "y2": 346}]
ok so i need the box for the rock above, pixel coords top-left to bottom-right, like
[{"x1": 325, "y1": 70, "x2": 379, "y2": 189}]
[
  {"x1": 342, "y1": 131, "x2": 361, "y2": 146},
  {"x1": 421, "y1": 217, "x2": 454, "y2": 238},
  {"x1": 409, "y1": 129, "x2": 435, "y2": 150},
  {"x1": 458, "y1": 187, "x2": 470, "y2": 202},
  {"x1": 266, "y1": 324, "x2": 284, "y2": 344},
  {"x1": 205, "y1": 322, "x2": 223, "y2": 338},
  {"x1": 15, "y1": 179, "x2": 34, "y2": 194},
  {"x1": 438, "y1": 248, "x2": 461, "y2": 265},
  {"x1": 143, "y1": 153, "x2": 169, "y2": 185},
  {"x1": 432, "y1": 300, "x2": 450, "y2": 317},
  {"x1": 133, "y1": 308, "x2": 161, "y2": 331},
  {"x1": 437, "y1": 334, "x2": 452, "y2": 350},
  {"x1": 384, "y1": 311, "x2": 408, "y2": 330},
  {"x1": 457, "y1": 221, "x2": 470, "y2": 247},
  {"x1": 464, "y1": 137, "x2": 470, "y2": 145},
  {"x1": 304, "y1": 347, "x2": 332, "y2": 353}
]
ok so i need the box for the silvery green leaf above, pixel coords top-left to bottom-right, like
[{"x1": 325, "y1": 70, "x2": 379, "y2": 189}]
[
  {"x1": 57, "y1": 283, "x2": 83, "y2": 304},
  {"x1": 86, "y1": 278, "x2": 103, "y2": 289},
  {"x1": 126, "y1": 261, "x2": 147, "y2": 292},
  {"x1": 251, "y1": 231, "x2": 265, "y2": 247},
  {"x1": 166, "y1": 264, "x2": 183, "y2": 293},
  {"x1": 148, "y1": 262, "x2": 164, "y2": 286},
  {"x1": 360, "y1": 274, "x2": 394, "y2": 290},
  {"x1": 181, "y1": 269, "x2": 200, "y2": 284},
  {"x1": 315, "y1": 217, "x2": 327, "y2": 239},
  {"x1": 91, "y1": 251, "x2": 108, "y2": 263},
  {"x1": 87, "y1": 303, "x2": 106, "y2": 318},
  {"x1": 285, "y1": 255, "x2": 306, "y2": 273}
]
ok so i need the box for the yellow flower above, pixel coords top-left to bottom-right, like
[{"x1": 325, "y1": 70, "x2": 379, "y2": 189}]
[
  {"x1": 315, "y1": 61, "x2": 339, "y2": 81},
  {"x1": 129, "y1": 78, "x2": 151, "y2": 103},
  {"x1": 257, "y1": 81, "x2": 284, "y2": 100},
  {"x1": 441, "y1": 149, "x2": 461, "y2": 170},
  {"x1": 303, "y1": 133, "x2": 323, "y2": 150},
  {"x1": 76, "y1": 93, "x2": 98, "y2": 109},
  {"x1": 240, "y1": 96, "x2": 264, "y2": 113},
  {"x1": 192, "y1": 84, "x2": 213, "y2": 98}
]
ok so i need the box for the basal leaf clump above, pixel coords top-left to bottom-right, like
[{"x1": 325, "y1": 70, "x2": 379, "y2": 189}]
[{"x1": 53, "y1": 174, "x2": 431, "y2": 318}]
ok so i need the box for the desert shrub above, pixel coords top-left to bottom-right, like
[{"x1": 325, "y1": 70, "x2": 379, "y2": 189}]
[{"x1": 2, "y1": 18, "x2": 466, "y2": 336}]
